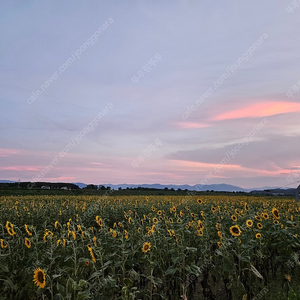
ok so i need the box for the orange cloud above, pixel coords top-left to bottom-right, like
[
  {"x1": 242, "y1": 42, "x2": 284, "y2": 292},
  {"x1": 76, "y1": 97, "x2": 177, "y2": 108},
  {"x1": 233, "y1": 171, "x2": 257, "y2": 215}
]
[{"x1": 213, "y1": 102, "x2": 300, "y2": 121}]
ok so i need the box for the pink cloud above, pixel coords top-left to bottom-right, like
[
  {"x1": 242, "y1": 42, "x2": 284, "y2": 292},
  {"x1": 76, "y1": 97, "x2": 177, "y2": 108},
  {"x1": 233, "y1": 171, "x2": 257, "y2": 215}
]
[
  {"x1": 0, "y1": 166, "x2": 42, "y2": 171},
  {"x1": 213, "y1": 101, "x2": 300, "y2": 121},
  {"x1": 175, "y1": 122, "x2": 211, "y2": 129},
  {"x1": 168, "y1": 159, "x2": 290, "y2": 177},
  {"x1": 0, "y1": 148, "x2": 21, "y2": 157},
  {"x1": 45, "y1": 176, "x2": 76, "y2": 181}
]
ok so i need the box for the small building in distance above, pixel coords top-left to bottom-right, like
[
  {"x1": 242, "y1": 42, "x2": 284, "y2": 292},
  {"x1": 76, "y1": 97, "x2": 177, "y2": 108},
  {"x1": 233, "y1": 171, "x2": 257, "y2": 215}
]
[{"x1": 41, "y1": 186, "x2": 50, "y2": 189}]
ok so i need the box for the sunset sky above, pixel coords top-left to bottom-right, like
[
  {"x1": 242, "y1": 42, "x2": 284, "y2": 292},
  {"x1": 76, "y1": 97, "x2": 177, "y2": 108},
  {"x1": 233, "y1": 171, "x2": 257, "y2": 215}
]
[{"x1": 1, "y1": 1, "x2": 300, "y2": 189}]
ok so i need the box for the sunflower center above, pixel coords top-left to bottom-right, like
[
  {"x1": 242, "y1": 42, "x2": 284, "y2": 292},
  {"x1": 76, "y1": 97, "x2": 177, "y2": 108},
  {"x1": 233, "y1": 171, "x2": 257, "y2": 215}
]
[
  {"x1": 232, "y1": 227, "x2": 239, "y2": 234},
  {"x1": 37, "y1": 271, "x2": 45, "y2": 283}
]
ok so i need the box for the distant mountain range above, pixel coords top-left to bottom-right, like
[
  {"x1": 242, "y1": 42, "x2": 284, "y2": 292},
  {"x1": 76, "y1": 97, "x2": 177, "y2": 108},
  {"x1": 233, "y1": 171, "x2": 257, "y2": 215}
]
[
  {"x1": 97, "y1": 183, "x2": 246, "y2": 192},
  {"x1": 0, "y1": 180, "x2": 16, "y2": 183},
  {"x1": 72, "y1": 182, "x2": 287, "y2": 193},
  {"x1": 1, "y1": 180, "x2": 298, "y2": 195}
]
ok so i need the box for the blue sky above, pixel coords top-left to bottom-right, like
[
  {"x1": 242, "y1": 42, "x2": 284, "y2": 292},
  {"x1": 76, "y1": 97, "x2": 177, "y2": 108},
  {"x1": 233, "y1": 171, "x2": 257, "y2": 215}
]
[{"x1": 1, "y1": 1, "x2": 300, "y2": 188}]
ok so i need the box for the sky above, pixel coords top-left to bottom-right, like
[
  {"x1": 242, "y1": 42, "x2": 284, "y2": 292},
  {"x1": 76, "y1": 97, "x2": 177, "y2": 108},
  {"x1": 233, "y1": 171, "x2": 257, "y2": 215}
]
[{"x1": 1, "y1": 1, "x2": 300, "y2": 189}]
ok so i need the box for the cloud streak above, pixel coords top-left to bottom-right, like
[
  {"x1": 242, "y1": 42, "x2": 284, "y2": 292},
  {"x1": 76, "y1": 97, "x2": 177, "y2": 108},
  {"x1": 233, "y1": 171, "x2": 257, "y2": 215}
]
[{"x1": 213, "y1": 101, "x2": 300, "y2": 121}]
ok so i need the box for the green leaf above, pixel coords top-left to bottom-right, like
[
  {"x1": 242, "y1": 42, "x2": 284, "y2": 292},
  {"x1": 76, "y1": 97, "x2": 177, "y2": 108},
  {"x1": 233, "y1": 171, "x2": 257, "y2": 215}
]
[
  {"x1": 250, "y1": 264, "x2": 263, "y2": 279},
  {"x1": 57, "y1": 282, "x2": 66, "y2": 295},
  {"x1": 185, "y1": 247, "x2": 198, "y2": 252},
  {"x1": 165, "y1": 266, "x2": 179, "y2": 275},
  {"x1": 124, "y1": 278, "x2": 134, "y2": 287},
  {"x1": 77, "y1": 290, "x2": 90, "y2": 300}
]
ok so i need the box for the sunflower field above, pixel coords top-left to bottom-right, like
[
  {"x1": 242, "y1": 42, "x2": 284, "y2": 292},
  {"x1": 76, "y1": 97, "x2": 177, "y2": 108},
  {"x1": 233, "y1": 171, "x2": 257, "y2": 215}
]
[{"x1": 0, "y1": 194, "x2": 300, "y2": 300}]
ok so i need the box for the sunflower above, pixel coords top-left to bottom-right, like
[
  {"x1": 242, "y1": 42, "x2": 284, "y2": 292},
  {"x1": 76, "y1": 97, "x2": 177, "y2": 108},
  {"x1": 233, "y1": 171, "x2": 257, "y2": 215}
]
[
  {"x1": 197, "y1": 220, "x2": 204, "y2": 229},
  {"x1": 196, "y1": 229, "x2": 204, "y2": 236},
  {"x1": 118, "y1": 222, "x2": 123, "y2": 228},
  {"x1": 96, "y1": 216, "x2": 103, "y2": 227},
  {"x1": 33, "y1": 268, "x2": 46, "y2": 288},
  {"x1": 169, "y1": 218, "x2": 173, "y2": 223},
  {"x1": 56, "y1": 239, "x2": 61, "y2": 246},
  {"x1": 137, "y1": 227, "x2": 141, "y2": 233},
  {"x1": 262, "y1": 213, "x2": 269, "y2": 220},
  {"x1": 172, "y1": 206, "x2": 176, "y2": 212},
  {"x1": 25, "y1": 224, "x2": 32, "y2": 236},
  {"x1": 257, "y1": 223, "x2": 263, "y2": 229},
  {"x1": 185, "y1": 224, "x2": 189, "y2": 230},
  {"x1": 87, "y1": 245, "x2": 96, "y2": 262},
  {"x1": 85, "y1": 261, "x2": 90, "y2": 266},
  {"x1": 255, "y1": 216, "x2": 262, "y2": 222},
  {"x1": 255, "y1": 233, "x2": 261, "y2": 239},
  {"x1": 90, "y1": 251, "x2": 96, "y2": 263},
  {"x1": 172, "y1": 233, "x2": 178, "y2": 242},
  {"x1": 157, "y1": 210, "x2": 162, "y2": 215},
  {"x1": 6, "y1": 222, "x2": 16, "y2": 236},
  {"x1": 112, "y1": 230, "x2": 117, "y2": 238},
  {"x1": 63, "y1": 239, "x2": 66, "y2": 247},
  {"x1": 43, "y1": 232, "x2": 48, "y2": 243},
  {"x1": 231, "y1": 215, "x2": 237, "y2": 222},
  {"x1": 197, "y1": 198, "x2": 202, "y2": 204},
  {"x1": 229, "y1": 225, "x2": 241, "y2": 237},
  {"x1": 25, "y1": 237, "x2": 31, "y2": 249},
  {"x1": 153, "y1": 217, "x2": 158, "y2": 224},
  {"x1": 5, "y1": 221, "x2": 10, "y2": 232},
  {"x1": 217, "y1": 231, "x2": 222, "y2": 239},
  {"x1": 177, "y1": 219, "x2": 182, "y2": 224},
  {"x1": 190, "y1": 213, "x2": 195, "y2": 218},
  {"x1": 0, "y1": 239, "x2": 8, "y2": 249},
  {"x1": 54, "y1": 221, "x2": 59, "y2": 229},
  {"x1": 72, "y1": 231, "x2": 76, "y2": 240},
  {"x1": 142, "y1": 242, "x2": 151, "y2": 253},
  {"x1": 217, "y1": 241, "x2": 222, "y2": 248},
  {"x1": 272, "y1": 207, "x2": 280, "y2": 219},
  {"x1": 216, "y1": 223, "x2": 221, "y2": 230},
  {"x1": 284, "y1": 274, "x2": 291, "y2": 282},
  {"x1": 93, "y1": 236, "x2": 97, "y2": 246},
  {"x1": 273, "y1": 219, "x2": 279, "y2": 225},
  {"x1": 123, "y1": 230, "x2": 128, "y2": 239},
  {"x1": 246, "y1": 220, "x2": 253, "y2": 227},
  {"x1": 244, "y1": 203, "x2": 249, "y2": 211},
  {"x1": 180, "y1": 211, "x2": 184, "y2": 217}
]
